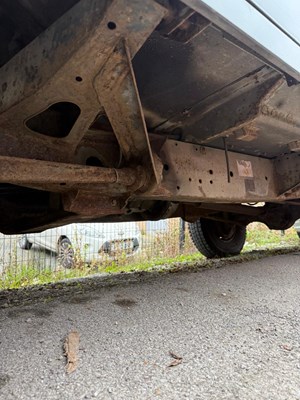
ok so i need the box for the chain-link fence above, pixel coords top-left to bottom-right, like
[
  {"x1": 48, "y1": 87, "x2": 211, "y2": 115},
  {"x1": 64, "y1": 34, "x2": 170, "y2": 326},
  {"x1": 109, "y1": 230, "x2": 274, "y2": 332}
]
[
  {"x1": 1, "y1": 219, "x2": 299, "y2": 289},
  {"x1": 0, "y1": 218, "x2": 199, "y2": 287}
]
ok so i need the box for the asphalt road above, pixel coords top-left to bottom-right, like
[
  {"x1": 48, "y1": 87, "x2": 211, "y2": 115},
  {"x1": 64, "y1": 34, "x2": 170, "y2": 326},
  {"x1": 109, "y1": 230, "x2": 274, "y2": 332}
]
[{"x1": 1, "y1": 253, "x2": 300, "y2": 400}]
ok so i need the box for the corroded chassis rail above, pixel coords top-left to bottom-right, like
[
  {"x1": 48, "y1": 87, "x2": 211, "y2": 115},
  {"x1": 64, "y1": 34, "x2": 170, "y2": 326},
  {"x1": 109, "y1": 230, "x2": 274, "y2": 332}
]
[{"x1": 1, "y1": 140, "x2": 299, "y2": 202}]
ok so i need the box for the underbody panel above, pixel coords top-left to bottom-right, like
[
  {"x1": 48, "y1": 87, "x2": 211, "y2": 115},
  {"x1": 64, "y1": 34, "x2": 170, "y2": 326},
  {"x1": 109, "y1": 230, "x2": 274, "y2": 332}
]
[{"x1": 0, "y1": 0, "x2": 300, "y2": 233}]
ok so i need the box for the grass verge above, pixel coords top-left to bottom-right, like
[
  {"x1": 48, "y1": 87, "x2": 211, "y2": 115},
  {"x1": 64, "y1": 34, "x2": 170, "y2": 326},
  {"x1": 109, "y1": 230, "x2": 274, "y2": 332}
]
[{"x1": 0, "y1": 223, "x2": 299, "y2": 290}]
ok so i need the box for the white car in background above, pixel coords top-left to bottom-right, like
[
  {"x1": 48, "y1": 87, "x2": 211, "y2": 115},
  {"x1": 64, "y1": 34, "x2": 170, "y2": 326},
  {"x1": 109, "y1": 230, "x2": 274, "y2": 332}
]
[
  {"x1": 19, "y1": 222, "x2": 141, "y2": 268},
  {"x1": 294, "y1": 220, "x2": 300, "y2": 238}
]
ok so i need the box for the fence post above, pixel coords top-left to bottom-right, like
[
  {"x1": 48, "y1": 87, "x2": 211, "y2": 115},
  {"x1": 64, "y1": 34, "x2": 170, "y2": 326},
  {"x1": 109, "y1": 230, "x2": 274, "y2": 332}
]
[{"x1": 179, "y1": 219, "x2": 186, "y2": 253}]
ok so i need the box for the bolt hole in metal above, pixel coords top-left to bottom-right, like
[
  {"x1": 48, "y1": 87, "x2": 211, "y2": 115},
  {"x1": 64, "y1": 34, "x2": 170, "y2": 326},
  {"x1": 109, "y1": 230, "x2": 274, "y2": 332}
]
[
  {"x1": 164, "y1": 164, "x2": 169, "y2": 171},
  {"x1": 177, "y1": 186, "x2": 180, "y2": 190},
  {"x1": 75, "y1": 76, "x2": 83, "y2": 82},
  {"x1": 230, "y1": 171, "x2": 234, "y2": 177},
  {"x1": 199, "y1": 179, "x2": 202, "y2": 184},
  {"x1": 189, "y1": 178, "x2": 192, "y2": 182},
  {"x1": 265, "y1": 176, "x2": 268, "y2": 181},
  {"x1": 107, "y1": 21, "x2": 117, "y2": 30},
  {"x1": 209, "y1": 169, "x2": 213, "y2": 175},
  {"x1": 210, "y1": 180, "x2": 213, "y2": 184}
]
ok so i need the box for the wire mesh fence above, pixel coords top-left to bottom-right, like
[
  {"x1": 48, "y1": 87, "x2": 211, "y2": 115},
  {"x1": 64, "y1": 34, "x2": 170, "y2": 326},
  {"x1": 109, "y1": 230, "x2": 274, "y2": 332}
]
[
  {"x1": 0, "y1": 218, "x2": 199, "y2": 287},
  {"x1": 1, "y1": 219, "x2": 299, "y2": 289}
]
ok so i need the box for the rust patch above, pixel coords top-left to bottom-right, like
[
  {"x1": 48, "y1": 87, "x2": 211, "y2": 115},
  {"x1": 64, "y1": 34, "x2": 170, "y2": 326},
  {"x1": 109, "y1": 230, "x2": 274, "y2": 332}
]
[{"x1": 261, "y1": 105, "x2": 295, "y2": 125}]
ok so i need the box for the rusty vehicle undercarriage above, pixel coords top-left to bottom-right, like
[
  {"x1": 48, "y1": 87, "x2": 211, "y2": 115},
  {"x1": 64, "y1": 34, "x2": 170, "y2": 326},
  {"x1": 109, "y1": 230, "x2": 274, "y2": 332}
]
[{"x1": 1, "y1": 0, "x2": 300, "y2": 252}]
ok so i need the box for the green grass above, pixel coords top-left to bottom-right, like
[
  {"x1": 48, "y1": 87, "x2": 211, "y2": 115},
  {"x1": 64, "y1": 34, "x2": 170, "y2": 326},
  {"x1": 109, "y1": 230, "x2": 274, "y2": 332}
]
[
  {"x1": 243, "y1": 223, "x2": 298, "y2": 251},
  {"x1": 101, "y1": 252, "x2": 205, "y2": 274},
  {"x1": 1, "y1": 223, "x2": 299, "y2": 290},
  {"x1": 0, "y1": 265, "x2": 93, "y2": 290}
]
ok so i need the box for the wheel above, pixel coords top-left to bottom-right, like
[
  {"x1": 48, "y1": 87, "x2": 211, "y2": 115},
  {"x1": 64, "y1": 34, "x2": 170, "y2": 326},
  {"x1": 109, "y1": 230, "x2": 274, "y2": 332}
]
[
  {"x1": 188, "y1": 218, "x2": 246, "y2": 258},
  {"x1": 18, "y1": 234, "x2": 32, "y2": 250},
  {"x1": 57, "y1": 237, "x2": 75, "y2": 269}
]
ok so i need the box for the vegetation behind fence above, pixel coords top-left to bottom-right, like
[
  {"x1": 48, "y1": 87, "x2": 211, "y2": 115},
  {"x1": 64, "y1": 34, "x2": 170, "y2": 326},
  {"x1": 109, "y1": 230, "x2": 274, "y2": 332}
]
[{"x1": 0, "y1": 219, "x2": 299, "y2": 289}]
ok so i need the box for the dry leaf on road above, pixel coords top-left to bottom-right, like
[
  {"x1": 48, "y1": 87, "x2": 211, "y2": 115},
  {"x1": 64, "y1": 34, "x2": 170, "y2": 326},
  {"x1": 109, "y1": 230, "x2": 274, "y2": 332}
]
[
  {"x1": 168, "y1": 358, "x2": 183, "y2": 367},
  {"x1": 64, "y1": 330, "x2": 80, "y2": 373},
  {"x1": 168, "y1": 350, "x2": 183, "y2": 367},
  {"x1": 169, "y1": 351, "x2": 182, "y2": 360}
]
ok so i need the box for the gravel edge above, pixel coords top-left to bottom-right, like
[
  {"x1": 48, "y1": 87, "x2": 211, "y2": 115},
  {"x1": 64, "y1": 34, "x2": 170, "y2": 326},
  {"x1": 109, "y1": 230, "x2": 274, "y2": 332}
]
[{"x1": 1, "y1": 246, "x2": 299, "y2": 309}]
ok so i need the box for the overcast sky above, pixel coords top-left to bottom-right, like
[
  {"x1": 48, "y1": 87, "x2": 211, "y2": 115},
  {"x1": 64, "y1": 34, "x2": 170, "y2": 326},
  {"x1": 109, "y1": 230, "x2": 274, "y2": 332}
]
[
  {"x1": 251, "y1": 0, "x2": 300, "y2": 43},
  {"x1": 201, "y1": 0, "x2": 300, "y2": 74}
]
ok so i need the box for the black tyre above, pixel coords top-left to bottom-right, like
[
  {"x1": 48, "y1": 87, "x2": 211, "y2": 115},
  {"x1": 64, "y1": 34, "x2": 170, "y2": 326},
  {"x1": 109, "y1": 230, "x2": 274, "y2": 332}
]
[
  {"x1": 18, "y1": 234, "x2": 32, "y2": 250},
  {"x1": 188, "y1": 218, "x2": 246, "y2": 258},
  {"x1": 57, "y1": 237, "x2": 75, "y2": 269}
]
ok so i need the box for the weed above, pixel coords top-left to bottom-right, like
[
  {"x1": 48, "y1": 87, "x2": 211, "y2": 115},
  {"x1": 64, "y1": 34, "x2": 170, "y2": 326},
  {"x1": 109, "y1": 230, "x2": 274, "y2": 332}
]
[
  {"x1": 0, "y1": 265, "x2": 93, "y2": 290},
  {"x1": 0, "y1": 221, "x2": 299, "y2": 290}
]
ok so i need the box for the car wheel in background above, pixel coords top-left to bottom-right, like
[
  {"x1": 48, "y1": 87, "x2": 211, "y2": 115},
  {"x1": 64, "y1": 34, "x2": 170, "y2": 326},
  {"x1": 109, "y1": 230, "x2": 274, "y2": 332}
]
[
  {"x1": 188, "y1": 218, "x2": 246, "y2": 258},
  {"x1": 18, "y1": 234, "x2": 32, "y2": 250},
  {"x1": 57, "y1": 237, "x2": 75, "y2": 269}
]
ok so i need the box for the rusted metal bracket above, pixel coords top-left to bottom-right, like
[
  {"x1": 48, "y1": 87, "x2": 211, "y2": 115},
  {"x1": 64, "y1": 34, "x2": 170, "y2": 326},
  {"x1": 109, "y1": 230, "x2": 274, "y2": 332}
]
[
  {"x1": 274, "y1": 153, "x2": 300, "y2": 200},
  {"x1": 62, "y1": 191, "x2": 124, "y2": 216},
  {"x1": 95, "y1": 39, "x2": 163, "y2": 184},
  {"x1": 141, "y1": 139, "x2": 277, "y2": 203},
  {"x1": 142, "y1": 141, "x2": 300, "y2": 203},
  {"x1": 0, "y1": 0, "x2": 166, "y2": 164}
]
